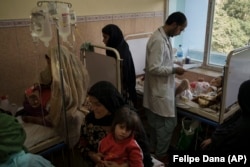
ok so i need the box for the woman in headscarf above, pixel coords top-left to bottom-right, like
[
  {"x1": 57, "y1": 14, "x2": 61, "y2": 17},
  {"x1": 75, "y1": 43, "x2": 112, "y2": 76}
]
[
  {"x1": 102, "y1": 24, "x2": 137, "y2": 108},
  {"x1": 0, "y1": 111, "x2": 54, "y2": 167},
  {"x1": 200, "y1": 79, "x2": 250, "y2": 151},
  {"x1": 77, "y1": 81, "x2": 153, "y2": 167}
]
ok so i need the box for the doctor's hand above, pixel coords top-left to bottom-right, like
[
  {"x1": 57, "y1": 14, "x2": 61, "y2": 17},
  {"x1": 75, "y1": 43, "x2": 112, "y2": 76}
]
[
  {"x1": 175, "y1": 61, "x2": 183, "y2": 67},
  {"x1": 174, "y1": 67, "x2": 186, "y2": 75}
]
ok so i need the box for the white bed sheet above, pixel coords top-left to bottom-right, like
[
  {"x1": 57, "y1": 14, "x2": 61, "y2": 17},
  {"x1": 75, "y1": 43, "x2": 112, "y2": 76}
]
[{"x1": 17, "y1": 116, "x2": 59, "y2": 151}]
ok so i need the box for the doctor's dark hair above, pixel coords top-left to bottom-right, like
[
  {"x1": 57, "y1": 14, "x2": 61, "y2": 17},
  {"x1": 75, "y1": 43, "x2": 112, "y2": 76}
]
[
  {"x1": 165, "y1": 11, "x2": 187, "y2": 26},
  {"x1": 111, "y1": 106, "x2": 140, "y2": 135}
]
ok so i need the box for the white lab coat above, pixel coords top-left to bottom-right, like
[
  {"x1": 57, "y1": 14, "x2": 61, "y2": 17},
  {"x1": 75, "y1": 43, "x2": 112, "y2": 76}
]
[{"x1": 143, "y1": 27, "x2": 176, "y2": 117}]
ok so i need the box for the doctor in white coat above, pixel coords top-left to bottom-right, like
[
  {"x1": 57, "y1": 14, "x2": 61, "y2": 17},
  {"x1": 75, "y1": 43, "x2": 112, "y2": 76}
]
[{"x1": 143, "y1": 11, "x2": 187, "y2": 165}]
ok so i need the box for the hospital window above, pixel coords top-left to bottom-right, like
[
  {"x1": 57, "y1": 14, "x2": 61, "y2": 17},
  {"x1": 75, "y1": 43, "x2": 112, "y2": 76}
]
[{"x1": 168, "y1": 0, "x2": 250, "y2": 70}]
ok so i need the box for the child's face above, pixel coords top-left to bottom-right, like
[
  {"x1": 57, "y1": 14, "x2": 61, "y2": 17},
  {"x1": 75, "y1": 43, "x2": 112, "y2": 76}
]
[
  {"x1": 114, "y1": 123, "x2": 132, "y2": 141},
  {"x1": 210, "y1": 77, "x2": 222, "y2": 87},
  {"x1": 26, "y1": 90, "x2": 40, "y2": 108}
]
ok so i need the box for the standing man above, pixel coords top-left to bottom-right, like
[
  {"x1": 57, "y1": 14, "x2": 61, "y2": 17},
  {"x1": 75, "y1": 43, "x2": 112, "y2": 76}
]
[{"x1": 143, "y1": 11, "x2": 187, "y2": 165}]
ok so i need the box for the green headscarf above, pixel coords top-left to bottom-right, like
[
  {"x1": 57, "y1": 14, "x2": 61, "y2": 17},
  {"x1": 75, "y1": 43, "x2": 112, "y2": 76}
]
[{"x1": 0, "y1": 112, "x2": 26, "y2": 163}]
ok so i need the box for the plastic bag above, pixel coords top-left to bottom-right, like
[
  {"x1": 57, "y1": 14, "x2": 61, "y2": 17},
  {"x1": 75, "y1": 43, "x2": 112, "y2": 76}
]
[{"x1": 176, "y1": 117, "x2": 200, "y2": 151}]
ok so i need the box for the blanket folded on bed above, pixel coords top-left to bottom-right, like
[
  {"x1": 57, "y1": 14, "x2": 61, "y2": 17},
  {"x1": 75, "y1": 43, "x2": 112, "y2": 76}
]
[{"x1": 48, "y1": 45, "x2": 89, "y2": 148}]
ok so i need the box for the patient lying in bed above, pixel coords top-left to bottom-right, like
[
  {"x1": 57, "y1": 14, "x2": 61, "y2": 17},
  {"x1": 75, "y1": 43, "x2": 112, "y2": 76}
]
[
  {"x1": 176, "y1": 76, "x2": 222, "y2": 96},
  {"x1": 16, "y1": 83, "x2": 52, "y2": 127},
  {"x1": 16, "y1": 54, "x2": 52, "y2": 127},
  {"x1": 176, "y1": 76, "x2": 223, "y2": 110},
  {"x1": 136, "y1": 75, "x2": 223, "y2": 110}
]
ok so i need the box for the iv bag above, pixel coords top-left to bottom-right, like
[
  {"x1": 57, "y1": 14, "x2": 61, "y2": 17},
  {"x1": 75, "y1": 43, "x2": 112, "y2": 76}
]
[
  {"x1": 57, "y1": 3, "x2": 71, "y2": 43},
  {"x1": 30, "y1": 7, "x2": 52, "y2": 47},
  {"x1": 70, "y1": 9, "x2": 76, "y2": 25},
  {"x1": 39, "y1": 12, "x2": 52, "y2": 47},
  {"x1": 30, "y1": 7, "x2": 45, "y2": 38}
]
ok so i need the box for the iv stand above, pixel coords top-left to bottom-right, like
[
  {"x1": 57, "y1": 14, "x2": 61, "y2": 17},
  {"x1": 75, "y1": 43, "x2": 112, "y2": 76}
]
[{"x1": 37, "y1": 1, "x2": 71, "y2": 166}]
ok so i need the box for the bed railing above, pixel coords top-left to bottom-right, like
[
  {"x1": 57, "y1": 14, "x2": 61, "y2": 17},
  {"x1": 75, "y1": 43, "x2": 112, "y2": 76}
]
[
  {"x1": 81, "y1": 43, "x2": 122, "y2": 93},
  {"x1": 220, "y1": 45, "x2": 250, "y2": 123}
]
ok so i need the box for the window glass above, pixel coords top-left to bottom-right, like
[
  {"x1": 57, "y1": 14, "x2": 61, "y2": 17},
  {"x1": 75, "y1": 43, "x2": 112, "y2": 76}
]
[
  {"x1": 209, "y1": 0, "x2": 250, "y2": 66},
  {"x1": 169, "y1": 0, "x2": 250, "y2": 68}
]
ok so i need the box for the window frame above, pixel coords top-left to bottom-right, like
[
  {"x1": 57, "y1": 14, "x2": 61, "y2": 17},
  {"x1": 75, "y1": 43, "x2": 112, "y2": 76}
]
[{"x1": 166, "y1": 0, "x2": 224, "y2": 72}]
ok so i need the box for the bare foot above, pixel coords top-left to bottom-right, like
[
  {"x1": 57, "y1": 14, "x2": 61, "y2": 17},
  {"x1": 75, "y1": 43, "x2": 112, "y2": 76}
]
[{"x1": 175, "y1": 79, "x2": 190, "y2": 95}]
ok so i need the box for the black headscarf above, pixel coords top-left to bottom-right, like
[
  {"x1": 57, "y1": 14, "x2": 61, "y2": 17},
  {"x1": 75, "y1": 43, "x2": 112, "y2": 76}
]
[
  {"x1": 88, "y1": 81, "x2": 125, "y2": 114},
  {"x1": 102, "y1": 24, "x2": 124, "y2": 50},
  {"x1": 87, "y1": 81, "x2": 153, "y2": 166},
  {"x1": 102, "y1": 24, "x2": 137, "y2": 105}
]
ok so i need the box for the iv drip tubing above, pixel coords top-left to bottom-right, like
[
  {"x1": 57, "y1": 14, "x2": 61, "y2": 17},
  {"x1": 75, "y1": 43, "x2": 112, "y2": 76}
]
[{"x1": 34, "y1": 1, "x2": 72, "y2": 166}]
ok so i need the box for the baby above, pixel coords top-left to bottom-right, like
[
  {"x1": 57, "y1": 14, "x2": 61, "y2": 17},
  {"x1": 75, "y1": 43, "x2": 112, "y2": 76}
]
[
  {"x1": 190, "y1": 76, "x2": 222, "y2": 95},
  {"x1": 176, "y1": 76, "x2": 223, "y2": 100}
]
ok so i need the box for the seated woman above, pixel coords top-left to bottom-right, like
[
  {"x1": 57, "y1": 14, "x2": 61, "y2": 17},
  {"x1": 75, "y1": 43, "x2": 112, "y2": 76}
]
[{"x1": 77, "y1": 81, "x2": 154, "y2": 167}]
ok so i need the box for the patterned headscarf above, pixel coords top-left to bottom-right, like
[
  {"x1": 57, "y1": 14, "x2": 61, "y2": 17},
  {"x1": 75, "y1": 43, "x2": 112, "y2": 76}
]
[{"x1": 88, "y1": 81, "x2": 125, "y2": 114}]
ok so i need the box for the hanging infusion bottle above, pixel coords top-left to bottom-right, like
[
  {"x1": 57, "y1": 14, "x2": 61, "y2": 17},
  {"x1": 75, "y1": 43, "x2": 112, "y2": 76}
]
[
  {"x1": 30, "y1": 7, "x2": 44, "y2": 39},
  {"x1": 70, "y1": 9, "x2": 76, "y2": 25},
  {"x1": 57, "y1": 3, "x2": 71, "y2": 43},
  {"x1": 39, "y1": 11, "x2": 52, "y2": 47},
  {"x1": 30, "y1": 7, "x2": 52, "y2": 47}
]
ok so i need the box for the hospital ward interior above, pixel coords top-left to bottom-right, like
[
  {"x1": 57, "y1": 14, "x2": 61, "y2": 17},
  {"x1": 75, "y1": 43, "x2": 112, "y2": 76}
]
[{"x1": 0, "y1": 0, "x2": 250, "y2": 167}]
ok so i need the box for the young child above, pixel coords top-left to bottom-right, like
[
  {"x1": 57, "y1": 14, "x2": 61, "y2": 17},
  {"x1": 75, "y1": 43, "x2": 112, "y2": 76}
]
[
  {"x1": 190, "y1": 76, "x2": 222, "y2": 95},
  {"x1": 176, "y1": 76, "x2": 223, "y2": 99},
  {"x1": 97, "y1": 106, "x2": 143, "y2": 167}
]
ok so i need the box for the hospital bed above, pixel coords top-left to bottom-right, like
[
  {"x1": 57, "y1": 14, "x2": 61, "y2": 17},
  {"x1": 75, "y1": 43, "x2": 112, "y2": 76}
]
[
  {"x1": 14, "y1": 45, "x2": 89, "y2": 157},
  {"x1": 176, "y1": 45, "x2": 250, "y2": 125},
  {"x1": 17, "y1": 117, "x2": 64, "y2": 155},
  {"x1": 125, "y1": 32, "x2": 152, "y2": 76},
  {"x1": 81, "y1": 44, "x2": 122, "y2": 93},
  {"x1": 126, "y1": 32, "x2": 250, "y2": 126}
]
